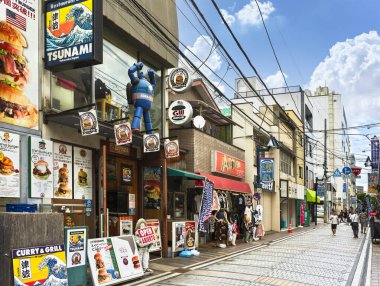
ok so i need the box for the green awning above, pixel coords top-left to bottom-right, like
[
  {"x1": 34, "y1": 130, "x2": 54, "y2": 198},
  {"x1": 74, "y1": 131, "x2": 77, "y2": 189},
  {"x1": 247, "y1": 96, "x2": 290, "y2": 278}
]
[
  {"x1": 167, "y1": 168, "x2": 205, "y2": 180},
  {"x1": 306, "y1": 189, "x2": 321, "y2": 203}
]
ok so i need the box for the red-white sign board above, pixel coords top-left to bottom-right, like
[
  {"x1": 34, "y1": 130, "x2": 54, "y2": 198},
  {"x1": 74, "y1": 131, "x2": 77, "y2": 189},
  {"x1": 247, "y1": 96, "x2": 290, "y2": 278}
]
[
  {"x1": 352, "y1": 167, "x2": 362, "y2": 177},
  {"x1": 137, "y1": 226, "x2": 156, "y2": 247}
]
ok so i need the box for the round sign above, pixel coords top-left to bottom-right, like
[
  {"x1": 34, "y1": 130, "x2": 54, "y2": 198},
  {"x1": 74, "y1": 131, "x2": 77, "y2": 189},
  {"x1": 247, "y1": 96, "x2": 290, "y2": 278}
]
[
  {"x1": 193, "y1": 115, "x2": 206, "y2": 129},
  {"x1": 253, "y1": 193, "x2": 261, "y2": 201},
  {"x1": 168, "y1": 100, "x2": 193, "y2": 125},
  {"x1": 342, "y1": 166, "x2": 352, "y2": 175},
  {"x1": 168, "y1": 67, "x2": 192, "y2": 93}
]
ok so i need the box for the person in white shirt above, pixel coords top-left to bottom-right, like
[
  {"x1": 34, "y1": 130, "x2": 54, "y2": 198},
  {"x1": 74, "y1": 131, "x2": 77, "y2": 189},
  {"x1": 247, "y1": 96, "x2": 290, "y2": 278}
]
[
  {"x1": 350, "y1": 211, "x2": 359, "y2": 238},
  {"x1": 329, "y1": 211, "x2": 339, "y2": 236}
]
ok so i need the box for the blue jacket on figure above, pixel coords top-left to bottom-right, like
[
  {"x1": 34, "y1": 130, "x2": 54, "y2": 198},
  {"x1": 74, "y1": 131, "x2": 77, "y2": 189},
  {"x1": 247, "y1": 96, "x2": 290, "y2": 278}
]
[{"x1": 128, "y1": 62, "x2": 156, "y2": 133}]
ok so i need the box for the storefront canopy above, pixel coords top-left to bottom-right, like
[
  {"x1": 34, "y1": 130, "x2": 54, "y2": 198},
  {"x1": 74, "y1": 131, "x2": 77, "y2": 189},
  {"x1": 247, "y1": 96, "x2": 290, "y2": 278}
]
[
  {"x1": 306, "y1": 189, "x2": 321, "y2": 203},
  {"x1": 167, "y1": 168, "x2": 205, "y2": 180},
  {"x1": 197, "y1": 172, "x2": 251, "y2": 194}
]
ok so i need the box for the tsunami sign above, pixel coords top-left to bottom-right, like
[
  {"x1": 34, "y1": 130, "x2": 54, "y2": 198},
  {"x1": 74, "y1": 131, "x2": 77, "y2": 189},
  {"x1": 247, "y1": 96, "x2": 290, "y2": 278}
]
[{"x1": 333, "y1": 168, "x2": 342, "y2": 177}]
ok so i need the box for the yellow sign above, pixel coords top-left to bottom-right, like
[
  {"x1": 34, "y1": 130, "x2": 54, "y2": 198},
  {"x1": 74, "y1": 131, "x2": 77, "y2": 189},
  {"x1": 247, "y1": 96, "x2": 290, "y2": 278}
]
[{"x1": 13, "y1": 244, "x2": 67, "y2": 286}]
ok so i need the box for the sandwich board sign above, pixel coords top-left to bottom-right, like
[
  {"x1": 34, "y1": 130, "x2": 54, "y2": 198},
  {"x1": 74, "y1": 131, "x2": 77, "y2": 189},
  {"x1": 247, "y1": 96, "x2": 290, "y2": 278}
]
[{"x1": 333, "y1": 168, "x2": 341, "y2": 177}]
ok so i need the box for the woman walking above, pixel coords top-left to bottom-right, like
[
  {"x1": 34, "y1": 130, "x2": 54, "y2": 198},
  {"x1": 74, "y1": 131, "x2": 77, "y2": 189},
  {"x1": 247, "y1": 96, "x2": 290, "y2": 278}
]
[
  {"x1": 350, "y1": 211, "x2": 359, "y2": 238},
  {"x1": 359, "y1": 209, "x2": 369, "y2": 234},
  {"x1": 329, "y1": 211, "x2": 339, "y2": 236}
]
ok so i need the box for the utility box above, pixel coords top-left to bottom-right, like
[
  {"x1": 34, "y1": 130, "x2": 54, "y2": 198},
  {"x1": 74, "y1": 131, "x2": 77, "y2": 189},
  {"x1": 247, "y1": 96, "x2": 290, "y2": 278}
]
[{"x1": 0, "y1": 212, "x2": 64, "y2": 286}]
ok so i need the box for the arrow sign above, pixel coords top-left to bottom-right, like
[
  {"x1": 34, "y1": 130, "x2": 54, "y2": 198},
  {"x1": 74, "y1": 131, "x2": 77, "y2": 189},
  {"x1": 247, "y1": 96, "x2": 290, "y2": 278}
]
[
  {"x1": 351, "y1": 167, "x2": 362, "y2": 177},
  {"x1": 342, "y1": 166, "x2": 352, "y2": 175},
  {"x1": 333, "y1": 168, "x2": 342, "y2": 177}
]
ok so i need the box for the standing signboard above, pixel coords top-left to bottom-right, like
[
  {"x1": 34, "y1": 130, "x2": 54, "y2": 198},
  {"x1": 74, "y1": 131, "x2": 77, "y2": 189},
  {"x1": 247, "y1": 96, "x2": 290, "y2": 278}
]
[
  {"x1": 172, "y1": 221, "x2": 198, "y2": 257},
  {"x1": 73, "y1": 147, "x2": 92, "y2": 199},
  {"x1": 29, "y1": 137, "x2": 54, "y2": 198},
  {"x1": 88, "y1": 236, "x2": 144, "y2": 286},
  {"x1": 45, "y1": 0, "x2": 103, "y2": 70},
  {"x1": 12, "y1": 244, "x2": 67, "y2": 286},
  {"x1": 65, "y1": 227, "x2": 88, "y2": 286},
  {"x1": 53, "y1": 142, "x2": 73, "y2": 199},
  {"x1": 0, "y1": 0, "x2": 39, "y2": 129},
  {"x1": 146, "y1": 219, "x2": 162, "y2": 252},
  {"x1": 0, "y1": 131, "x2": 20, "y2": 197}
]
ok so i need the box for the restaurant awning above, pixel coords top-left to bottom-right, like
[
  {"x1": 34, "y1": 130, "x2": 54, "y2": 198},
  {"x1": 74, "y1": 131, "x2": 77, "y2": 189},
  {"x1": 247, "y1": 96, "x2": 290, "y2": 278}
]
[
  {"x1": 306, "y1": 189, "x2": 321, "y2": 203},
  {"x1": 167, "y1": 168, "x2": 205, "y2": 180},
  {"x1": 197, "y1": 172, "x2": 251, "y2": 194}
]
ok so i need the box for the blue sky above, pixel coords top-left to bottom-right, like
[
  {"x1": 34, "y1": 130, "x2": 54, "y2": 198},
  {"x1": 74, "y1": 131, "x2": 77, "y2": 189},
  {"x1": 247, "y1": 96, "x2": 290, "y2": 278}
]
[{"x1": 177, "y1": 0, "x2": 380, "y2": 190}]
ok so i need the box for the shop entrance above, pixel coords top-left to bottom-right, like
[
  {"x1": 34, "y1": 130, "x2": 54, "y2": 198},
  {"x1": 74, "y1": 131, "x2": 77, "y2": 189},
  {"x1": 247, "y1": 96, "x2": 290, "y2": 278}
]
[{"x1": 106, "y1": 155, "x2": 138, "y2": 237}]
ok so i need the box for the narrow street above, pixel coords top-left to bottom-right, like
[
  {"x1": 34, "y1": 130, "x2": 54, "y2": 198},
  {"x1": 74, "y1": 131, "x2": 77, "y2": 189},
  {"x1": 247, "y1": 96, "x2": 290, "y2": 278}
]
[{"x1": 140, "y1": 224, "x2": 365, "y2": 286}]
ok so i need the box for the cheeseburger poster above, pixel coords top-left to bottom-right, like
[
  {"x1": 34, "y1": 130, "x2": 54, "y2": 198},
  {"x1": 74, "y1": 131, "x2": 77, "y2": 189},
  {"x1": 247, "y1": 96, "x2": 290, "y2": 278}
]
[
  {"x1": 73, "y1": 146, "x2": 92, "y2": 200},
  {"x1": 0, "y1": 0, "x2": 39, "y2": 129},
  {"x1": 0, "y1": 131, "x2": 20, "y2": 197},
  {"x1": 53, "y1": 142, "x2": 73, "y2": 199},
  {"x1": 29, "y1": 137, "x2": 54, "y2": 198}
]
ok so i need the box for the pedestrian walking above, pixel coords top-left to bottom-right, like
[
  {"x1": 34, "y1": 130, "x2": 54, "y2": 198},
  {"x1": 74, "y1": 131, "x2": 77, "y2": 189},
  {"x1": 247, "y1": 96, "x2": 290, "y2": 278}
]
[
  {"x1": 359, "y1": 209, "x2": 369, "y2": 234},
  {"x1": 339, "y1": 210, "x2": 344, "y2": 223},
  {"x1": 330, "y1": 211, "x2": 339, "y2": 236},
  {"x1": 343, "y1": 209, "x2": 348, "y2": 223},
  {"x1": 350, "y1": 211, "x2": 359, "y2": 238}
]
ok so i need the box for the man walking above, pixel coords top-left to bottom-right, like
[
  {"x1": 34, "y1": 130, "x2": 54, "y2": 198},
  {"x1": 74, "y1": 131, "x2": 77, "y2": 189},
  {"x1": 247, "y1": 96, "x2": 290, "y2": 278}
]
[
  {"x1": 350, "y1": 211, "x2": 359, "y2": 238},
  {"x1": 359, "y1": 209, "x2": 369, "y2": 234},
  {"x1": 330, "y1": 211, "x2": 339, "y2": 236}
]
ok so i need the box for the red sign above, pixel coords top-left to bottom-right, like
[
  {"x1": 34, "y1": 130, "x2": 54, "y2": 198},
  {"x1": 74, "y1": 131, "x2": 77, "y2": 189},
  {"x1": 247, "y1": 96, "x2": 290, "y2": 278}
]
[
  {"x1": 185, "y1": 221, "x2": 196, "y2": 232},
  {"x1": 212, "y1": 151, "x2": 245, "y2": 178},
  {"x1": 137, "y1": 226, "x2": 156, "y2": 247},
  {"x1": 351, "y1": 167, "x2": 362, "y2": 177}
]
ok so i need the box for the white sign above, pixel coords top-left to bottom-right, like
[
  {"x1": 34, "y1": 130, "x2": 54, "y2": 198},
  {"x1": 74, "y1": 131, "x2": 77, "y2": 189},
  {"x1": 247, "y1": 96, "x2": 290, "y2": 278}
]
[
  {"x1": 73, "y1": 147, "x2": 92, "y2": 199},
  {"x1": 0, "y1": 1, "x2": 39, "y2": 129},
  {"x1": 66, "y1": 228, "x2": 87, "y2": 268},
  {"x1": 0, "y1": 131, "x2": 20, "y2": 197},
  {"x1": 53, "y1": 143, "x2": 73, "y2": 199},
  {"x1": 164, "y1": 140, "x2": 179, "y2": 159},
  {"x1": 143, "y1": 133, "x2": 160, "y2": 153},
  {"x1": 30, "y1": 137, "x2": 54, "y2": 198},
  {"x1": 168, "y1": 67, "x2": 192, "y2": 93},
  {"x1": 168, "y1": 100, "x2": 193, "y2": 125},
  {"x1": 146, "y1": 219, "x2": 162, "y2": 252},
  {"x1": 114, "y1": 122, "x2": 132, "y2": 145},
  {"x1": 79, "y1": 109, "x2": 99, "y2": 136},
  {"x1": 88, "y1": 236, "x2": 144, "y2": 286}
]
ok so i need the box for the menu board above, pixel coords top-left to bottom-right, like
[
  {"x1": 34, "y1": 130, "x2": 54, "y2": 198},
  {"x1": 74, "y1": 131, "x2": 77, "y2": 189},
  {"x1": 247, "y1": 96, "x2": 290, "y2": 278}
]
[
  {"x1": 53, "y1": 143, "x2": 73, "y2": 199},
  {"x1": 73, "y1": 147, "x2": 92, "y2": 199},
  {"x1": 0, "y1": 131, "x2": 20, "y2": 197},
  {"x1": 66, "y1": 227, "x2": 87, "y2": 268},
  {"x1": 119, "y1": 217, "x2": 133, "y2": 236},
  {"x1": 29, "y1": 137, "x2": 54, "y2": 198},
  {"x1": 88, "y1": 236, "x2": 144, "y2": 286},
  {"x1": 146, "y1": 219, "x2": 162, "y2": 252},
  {"x1": 172, "y1": 221, "x2": 197, "y2": 254}
]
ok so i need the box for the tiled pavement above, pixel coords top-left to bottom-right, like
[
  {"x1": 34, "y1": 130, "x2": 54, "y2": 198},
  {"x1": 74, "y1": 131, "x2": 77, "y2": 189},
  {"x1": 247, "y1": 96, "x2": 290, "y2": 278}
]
[
  {"x1": 131, "y1": 224, "x2": 365, "y2": 286},
  {"x1": 371, "y1": 241, "x2": 380, "y2": 285}
]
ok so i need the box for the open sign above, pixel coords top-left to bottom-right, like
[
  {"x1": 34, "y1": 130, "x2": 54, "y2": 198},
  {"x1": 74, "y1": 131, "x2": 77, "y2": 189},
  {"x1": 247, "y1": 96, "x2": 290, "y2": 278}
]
[{"x1": 137, "y1": 227, "x2": 156, "y2": 247}]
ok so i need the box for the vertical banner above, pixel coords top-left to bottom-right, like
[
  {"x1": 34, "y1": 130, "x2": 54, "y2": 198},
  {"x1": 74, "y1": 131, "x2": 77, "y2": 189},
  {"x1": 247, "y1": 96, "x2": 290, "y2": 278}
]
[
  {"x1": 199, "y1": 180, "x2": 213, "y2": 232},
  {"x1": 0, "y1": 131, "x2": 20, "y2": 197},
  {"x1": 73, "y1": 147, "x2": 92, "y2": 199},
  {"x1": 260, "y1": 158, "x2": 275, "y2": 191},
  {"x1": 0, "y1": 0, "x2": 39, "y2": 129},
  {"x1": 143, "y1": 167, "x2": 161, "y2": 209},
  {"x1": 53, "y1": 142, "x2": 73, "y2": 198},
  {"x1": 13, "y1": 244, "x2": 67, "y2": 286},
  {"x1": 29, "y1": 137, "x2": 54, "y2": 198},
  {"x1": 371, "y1": 136, "x2": 379, "y2": 170},
  {"x1": 368, "y1": 172, "x2": 378, "y2": 194}
]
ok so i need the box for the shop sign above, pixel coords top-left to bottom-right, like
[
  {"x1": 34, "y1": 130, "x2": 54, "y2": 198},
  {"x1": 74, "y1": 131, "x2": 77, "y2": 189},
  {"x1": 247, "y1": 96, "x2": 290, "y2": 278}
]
[
  {"x1": 368, "y1": 172, "x2": 378, "y2": 194},
  {"x1": 300, "y1": 202, "x2": 305, "y2": 225},
  {"x1": 114, "y1": 122, "x2": 132, "y2": 146},
  {"x1": 351, "y1": 167, "x2": 362, "y2": 177},
  {"x1": 88, "y1": 236, "x2": 144, "y2": 286},
  {"x1": 221, "y1": 107, "x2": 231, "y2": 117},
  {"x1": 53, "y1": 142, "x2": 73, "y2": 199},
  {"x1": 143, "y1": 133, "x2": 160, "y2": 153},
  {"x1": 143, "y1": 167, "x2": 161, "y2": 209},
  {"x1": 164, "y1": 140, "x2": 179, "y2": 159},
  {"x1": 137, "y1": 226, "x2": 156, "y2": 247},
  {"x1": 261, "y1": 181, "x2": 275, "y2": 192},
  {"x1": 73, "y1": 147, "x2": 92, "y2": 199},
  {"x1": 259, "y1": 158, "x2": 274, "y2": 183},
  {"x1": 199, "y1": 180, "x2": 214, "y2": 232},
  {"x1": 168, "y1": 100, "x2": 193, "y2": 125},
  {"x1": 108, "y1": 142, "x2": 131, "y2": 156},
  {"x1": 66, "y1": 227, "x2": 87, "y2": 268},
  {"x1": 0, "y1": 131, "x2": 20, "y2": 198},
  {"x1": 45, "y1": 0, "x2": 103, "y2": 70},
  {"x1": 0, "y1": 0, "x2": 39, "y2": 129},
  {"x1": 211, "y1": 151, "x2": 245, "y2": 179},
  {"x1": 317, "y1": 183, "x2": 325, "y2": 197},
  {"x1": 146, "y1": 219, "x2": 162, "y2": 252},
  {"x1": 343, "y1": 182, "x2": 347, "y2": 193},
  {"x1": 119, "y1": 217, "x2": 133, "y2": 236},
  {"x1": 168, "y1": 67, "x2": 192, "y2": 93},
  {"x1": 79, "y1": 109, "x2": 99, "y2": 136},
  {"x1": 29, "y1": 137, "x2": 54, "y2": 198},
  {"x1": 12, "y1": 244, "x2": 67, "y2": 286}
]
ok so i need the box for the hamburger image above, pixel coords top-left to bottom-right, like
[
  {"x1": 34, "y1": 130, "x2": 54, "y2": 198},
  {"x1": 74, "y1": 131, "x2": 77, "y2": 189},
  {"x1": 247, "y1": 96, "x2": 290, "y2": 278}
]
[
  {"x1": 32, "y1": 160, "x2": 51, "y2": 180},
  {"x1": 0, "y1": 22, "x2": 37, "y2": 128},
  {"x1": 97, "y1": 268, "x2": 111, "y2": 284},
  {"x1": 144, "y1": 184, "x2": 160, "y2": 200},
  {"x1": 132, "y1": 256, "x2": 140, "y2": 269},
  {"x1": 78, "y1": 168, "x2": 88, "y2": 186},
  {"x1": 0, "y1": 156, "x2": 17, "y2": 175},
  {"x1": 58, "y1": 164, "x2": 69, "y2": 183},
  {"x1": 83, "y1": 117, "x2": 93, "y2": 129},
  {"x1": 55, "y1": 182, "x2": 72, "y2": 197}
]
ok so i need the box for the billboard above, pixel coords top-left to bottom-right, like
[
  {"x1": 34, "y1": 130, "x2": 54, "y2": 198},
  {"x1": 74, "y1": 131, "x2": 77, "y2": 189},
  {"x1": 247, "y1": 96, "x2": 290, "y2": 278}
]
[
  {"x1": 371, "y1": 136, "x2": 379, "y2": 170},
  {"x1": 45, "y1": 0, "x2": 103, "y2": 70},
  {"x1": 0, "y1": 0, "x2": 39, "y2": 129},
  {"x1": 211, "y1": 151, "x2": 245, "y2": 179}
]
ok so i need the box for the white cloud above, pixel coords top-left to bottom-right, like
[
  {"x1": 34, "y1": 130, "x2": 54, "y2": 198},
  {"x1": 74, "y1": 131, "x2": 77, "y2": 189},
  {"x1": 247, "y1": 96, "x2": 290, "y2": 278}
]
[
  {"x1": 264, "y1": 70, "x2": 287, "y2": 88},
  {"x1": 220, "y1": 9, "x2": 236, "y2": 26},
  {"x1": 236, "y1": 0, "x2": 275, "y2": 26},
  {"x1": 184, "y1": 35, "x2": 223, "y2": 78}
]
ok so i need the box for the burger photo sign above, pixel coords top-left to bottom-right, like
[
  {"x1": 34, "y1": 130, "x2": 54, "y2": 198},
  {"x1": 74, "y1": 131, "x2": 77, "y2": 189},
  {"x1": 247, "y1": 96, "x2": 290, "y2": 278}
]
[
  {"x1": 0, "y1": 131, "x2": 20, "y2": 197},
  {"x1": 0, "y1": 1, "x2": 39, "y2": 129}
]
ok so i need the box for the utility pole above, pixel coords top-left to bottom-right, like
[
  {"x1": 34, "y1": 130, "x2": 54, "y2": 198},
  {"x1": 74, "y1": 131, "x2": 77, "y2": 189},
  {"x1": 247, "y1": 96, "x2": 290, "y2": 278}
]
[{"x1": 324, "y1": 119, "x2": 328, "y2": 223}]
